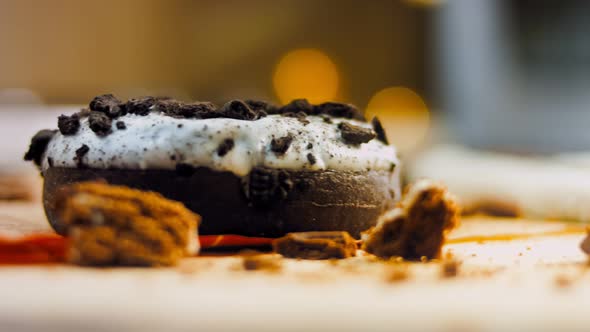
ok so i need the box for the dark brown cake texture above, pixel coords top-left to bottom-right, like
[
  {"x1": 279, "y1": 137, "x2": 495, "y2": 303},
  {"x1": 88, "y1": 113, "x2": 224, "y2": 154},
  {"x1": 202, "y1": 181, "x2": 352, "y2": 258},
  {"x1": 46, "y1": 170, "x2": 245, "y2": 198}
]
[{"x1": 25, "y1": 94, "x2": 400, "y2": 238}]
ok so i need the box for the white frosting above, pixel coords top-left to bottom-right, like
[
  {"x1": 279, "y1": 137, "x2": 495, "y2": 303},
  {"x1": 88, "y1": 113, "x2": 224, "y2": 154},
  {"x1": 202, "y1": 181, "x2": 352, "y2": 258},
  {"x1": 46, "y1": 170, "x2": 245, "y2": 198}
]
[{"x1": 42, "y1": 112, "x2": 399, "y2": 177}]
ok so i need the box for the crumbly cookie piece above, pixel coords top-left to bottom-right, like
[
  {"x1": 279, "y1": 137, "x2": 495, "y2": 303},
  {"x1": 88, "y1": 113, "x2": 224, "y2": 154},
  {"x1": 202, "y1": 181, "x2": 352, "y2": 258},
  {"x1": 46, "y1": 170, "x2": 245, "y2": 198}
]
[
  {"x1": 273, "y1": 231, "x2": 357, "y2": 260},
  {"x1": 363, "y1": 179, "x2": 459, "y2": 260},
  {"x1": 580, "y1": 227, "x2": 590, "y2": 257},
  {"x1": 54, "y1": 181, "x2": 200, "y2": 266}
]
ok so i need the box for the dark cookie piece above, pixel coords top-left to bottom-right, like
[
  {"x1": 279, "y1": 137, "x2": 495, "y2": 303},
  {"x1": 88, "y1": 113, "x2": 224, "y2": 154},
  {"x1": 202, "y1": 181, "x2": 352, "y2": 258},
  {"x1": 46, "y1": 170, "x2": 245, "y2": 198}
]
[
  {"x1": 338, "y1": 122, "x2": 376, "y2": 145},
  {"x1": 243, "y1": 167, "x2": 293, "y2": 207},
  {"x1": 273, "y1": 231, "x2": 357, "y2": 260},
  {"x1": 306, "y1": 153, "x2": 316, "y2": 165},
  {"x1": 314, "y1": 102, "x2": 364, "y2": 120},
  {"x1": 75, "y1": 108, "x2": 91, "y2": 119},
  {"x1": 74, "y1": 144, "x2": 90, "y2": 168},
  {"x1": 219, "y1": 100, "x2": 261, "y2": 120},
  {"x1": 157, "y1": 99, "x2": 218, "y2": 119},
  {"x1": 116, "y1": 121, "x2": 126, "y2": 130},
  {"x1": 57, "y1": 114, "x2": 80, "y2": 136},
  {"x1": 245, "y1": 99, "x2": 278, "y2": 115},
  {"x1": 23, "y1": 129, "x2": 57, "y2": 166},
  {"x1": 306, "y1": 143, "x2": 313, "y2": 149},
  {"x1": 217, "y1": 138, "x2": 235, "y2": 157},
  {"x1": 282, "y1": 111, "x2": 310, "y2": 125},
  {"x1": 280, "y1": 99, "x2": 313, "y2": 114},
  {"x1": 371, "y1": 117, "x2": 388, "y2": 145},
  {"x1": 125, "y1": 97, "x2": 156, "y2": 116},
  {"x1": 89, "y1": 94, "x2": 123, "y2": 118},
  {"x1": 88, "y1": 111, "x2": 112, "y2": 136},
  {"x1": 175, "y1": 163, "x2": 196, "y2": 177},
  {"x1": 270, "y1": 135, "x2": 293, "y2": 155}
]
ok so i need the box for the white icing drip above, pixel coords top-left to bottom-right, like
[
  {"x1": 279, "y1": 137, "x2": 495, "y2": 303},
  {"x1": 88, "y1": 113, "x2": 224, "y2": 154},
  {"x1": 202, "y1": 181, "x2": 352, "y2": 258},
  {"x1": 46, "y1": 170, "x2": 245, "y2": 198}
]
[{"x1": 42, "y1": 113, "x2": 399, "y2": 177}]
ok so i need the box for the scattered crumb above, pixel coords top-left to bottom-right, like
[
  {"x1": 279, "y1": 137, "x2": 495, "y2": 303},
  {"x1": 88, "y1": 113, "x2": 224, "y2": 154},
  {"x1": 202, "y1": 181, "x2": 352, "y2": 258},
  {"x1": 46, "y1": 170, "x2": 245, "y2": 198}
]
[
  {"x1": 441, "y1": 259, "x2": 460, "y2": 278},
  {"x1": 554, "y1": 274, "x2": 574, "y2": 289},
  {"x1": 241, "y1": 252, "x2": 283, "y2": 273},
  {"x1": 384, "y1": 265, "x2": 411, "y2": 283}
]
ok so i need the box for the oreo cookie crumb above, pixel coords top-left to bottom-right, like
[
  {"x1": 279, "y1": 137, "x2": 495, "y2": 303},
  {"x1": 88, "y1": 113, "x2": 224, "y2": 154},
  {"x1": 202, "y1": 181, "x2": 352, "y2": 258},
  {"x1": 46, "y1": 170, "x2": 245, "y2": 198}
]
[
  {"x1": 57, "y1": 114, "x2": 80, "y2": 136},
  {"x1": 217, "y1": 138, "x2": 235, "y2": 156},
  {"x1": 243, "y1": 167, "x2": 293, "y2": 207},
  {"x1": 116, "y1": 121, "x2": 126, "y2": 130},
  {"x1": 280, "y1": 99, "x2": 314, "y2": 114},
  {"x1": 88, "y1": 111, "x2": 112, "y2": 136},
  {"x1": 314, "y1": 102, "x2": 364, "y2": 120},
  {"x1": 75, "y1": 108, "x2": 91, "y2": 118},
  {"x1": 24, "y1": 129, "x2": 57, "y2": 166},
  {"x1": 282, "y1": 111, "x2": 310, "y2": 125},
  {"x1": 338, "y1": 122, "x2": 376, "y2": 145},
  {"x1": 306, "y1": 143, "x2": 313, "y2": 149},
  {"x1": 175, "y1": 163, "x2": 196, "y2": 177},
  {"x1": 158, "y1": 99, "x2": 218, "y2": 119},
  {"x1": 125, "y1": 97, "x2": 156, "y2": 116},
  {"x1": 322, "y1": 116, "x2": 333, "y2": 124},
  {"x1": 371, "y1": 116, "x2": 388, "y2": 145},
  {"x1": 89, "y1": 94, "x2": 123, "y2": 118},
  {"x1": 219, "y1": 100, "x2": 260, "y2": 120},
  {"x1": 307, "y1": 153, "x2": 316, "y2": 165},
  {"x1": 389, "y1": 163, "x2": 396, "y2": 173},
  {"x1": 245, "y1": 100, "x2": 278, "y2": 114},
  {"x1": 74, "y1": 144, "x2": 90, "y2": 168},
  {"x1": 270, "y1": 135, "x2": 293, "y2": 155}
]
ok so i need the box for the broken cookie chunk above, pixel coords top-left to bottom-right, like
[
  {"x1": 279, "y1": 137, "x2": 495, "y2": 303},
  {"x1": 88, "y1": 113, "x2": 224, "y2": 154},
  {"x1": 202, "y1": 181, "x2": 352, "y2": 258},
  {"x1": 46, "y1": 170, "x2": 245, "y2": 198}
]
[
  {"x1": 270, "y1": 135, "x2": 293, "y2": 155},
  {"x1": 54, "y1": 181, "x2": 200, "y2": 266},
  {"x1": 362, "y1": 179, "x2": 459, "y2": 260},
  {"x1": 273, "y1": 231, "x2": 357, "y2": 259},
  {"x1": 338, "y1": 122, "x2": 376, "y2": 145},
  {"x1": 58, "y1": 114, "x2": 81, "y2": 136},
  {"x1": 23, "y1": 129, "x2": 57, "y2": 166}
]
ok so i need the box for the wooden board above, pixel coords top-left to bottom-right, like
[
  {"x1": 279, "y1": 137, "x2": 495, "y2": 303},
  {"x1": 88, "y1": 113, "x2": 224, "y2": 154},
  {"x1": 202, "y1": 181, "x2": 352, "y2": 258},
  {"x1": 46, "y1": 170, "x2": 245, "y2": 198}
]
[{"x1": 0, "y1": 201, "x2": 589, "y2": 332}]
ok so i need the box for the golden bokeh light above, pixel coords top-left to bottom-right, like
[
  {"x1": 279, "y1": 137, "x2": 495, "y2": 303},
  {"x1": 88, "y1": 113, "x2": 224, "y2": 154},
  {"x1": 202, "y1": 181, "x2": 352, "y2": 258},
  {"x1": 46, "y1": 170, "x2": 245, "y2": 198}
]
[
  {"x1": 273, "y1": 49, "x2": 340, "y2": 104},
  {"x1": 365, "y1": 87, "x2": 430, "y2": 154}
]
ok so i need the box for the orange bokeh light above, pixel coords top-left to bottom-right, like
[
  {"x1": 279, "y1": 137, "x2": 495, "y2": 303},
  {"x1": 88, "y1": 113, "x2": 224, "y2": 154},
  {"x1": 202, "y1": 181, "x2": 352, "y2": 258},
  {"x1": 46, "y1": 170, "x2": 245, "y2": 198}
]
[
  {"x1": 273, "y1": 49, "x2": 340, "y2": 104},
  {"x1": 365, "y1": 87, "x2": 430, "y2": 154}
]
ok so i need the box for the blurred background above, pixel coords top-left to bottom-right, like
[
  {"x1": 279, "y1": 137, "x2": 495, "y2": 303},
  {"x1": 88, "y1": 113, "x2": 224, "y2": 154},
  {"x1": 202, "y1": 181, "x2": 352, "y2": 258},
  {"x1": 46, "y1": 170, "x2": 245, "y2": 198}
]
[{"x1": 2, "y1": 0, "x2": 590, "y2": 165}]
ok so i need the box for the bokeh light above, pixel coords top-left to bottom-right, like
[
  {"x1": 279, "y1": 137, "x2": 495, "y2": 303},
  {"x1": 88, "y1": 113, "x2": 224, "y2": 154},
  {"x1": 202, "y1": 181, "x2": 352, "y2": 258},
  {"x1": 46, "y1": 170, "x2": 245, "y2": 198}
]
[
  {"x1": 365, "y1": 87, "x2": 430, "y2": 154},
  {"x1": 273, "y1": 49, "x2": 340, "y2": 104}
]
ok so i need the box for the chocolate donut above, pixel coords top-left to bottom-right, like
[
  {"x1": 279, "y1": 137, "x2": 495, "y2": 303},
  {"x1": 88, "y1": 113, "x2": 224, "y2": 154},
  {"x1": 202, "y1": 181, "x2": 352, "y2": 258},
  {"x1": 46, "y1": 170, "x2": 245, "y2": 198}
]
[{"x1": 25, "y1": 95, "x2": 401, "y2": 238}]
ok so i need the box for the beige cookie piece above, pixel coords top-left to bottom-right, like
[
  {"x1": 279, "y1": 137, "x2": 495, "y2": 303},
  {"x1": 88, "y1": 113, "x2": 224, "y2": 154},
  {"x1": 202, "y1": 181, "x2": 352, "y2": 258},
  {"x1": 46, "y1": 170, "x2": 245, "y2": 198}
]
[{"x1": 55, "y1": 181, "x2": 200, "y2": 266}]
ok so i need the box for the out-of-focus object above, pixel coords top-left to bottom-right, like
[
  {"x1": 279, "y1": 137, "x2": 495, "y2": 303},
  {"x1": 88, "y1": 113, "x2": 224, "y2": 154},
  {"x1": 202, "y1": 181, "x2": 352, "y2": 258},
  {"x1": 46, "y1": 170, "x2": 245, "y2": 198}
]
[
  {"x1": 410, "y1": 145, "x2": 590, "y2": 222},
  {"x1": 55, "y1": 181, "x2": 200, "y2": 267},
  {"x1": 364, "y1": 87, "x2": 430, "y2": 155},
  {"x1": 0, "y1": 172, "x2": 33, "y2": 201},
  {"x1": 273, "y1": 49, "x2": 340, "y2": 104},
  {"x1": 437, "y1": 0, "x2": 590, "y2": 152}
]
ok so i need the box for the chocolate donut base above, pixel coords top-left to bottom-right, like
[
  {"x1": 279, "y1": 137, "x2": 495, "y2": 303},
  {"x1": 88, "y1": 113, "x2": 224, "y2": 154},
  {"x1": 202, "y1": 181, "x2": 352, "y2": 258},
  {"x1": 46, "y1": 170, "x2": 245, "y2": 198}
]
[{"x1": 43, "y1": 167, "x2": 398, "y2": 238}]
